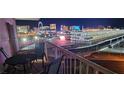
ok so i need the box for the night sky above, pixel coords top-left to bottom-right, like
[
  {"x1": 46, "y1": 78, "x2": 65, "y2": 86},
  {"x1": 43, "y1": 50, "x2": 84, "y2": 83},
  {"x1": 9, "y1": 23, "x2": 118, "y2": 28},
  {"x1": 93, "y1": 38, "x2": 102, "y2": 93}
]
[{"x1": 16, "y1": 18, "x2": 124, "y2": 30}]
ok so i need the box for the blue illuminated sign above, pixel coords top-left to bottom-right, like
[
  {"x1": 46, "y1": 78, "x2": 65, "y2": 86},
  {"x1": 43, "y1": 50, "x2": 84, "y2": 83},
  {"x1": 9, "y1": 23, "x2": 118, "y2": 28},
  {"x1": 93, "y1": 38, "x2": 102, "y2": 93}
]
[{"x1": 72, "y1": 26, "x2": 80, "y2": 30}]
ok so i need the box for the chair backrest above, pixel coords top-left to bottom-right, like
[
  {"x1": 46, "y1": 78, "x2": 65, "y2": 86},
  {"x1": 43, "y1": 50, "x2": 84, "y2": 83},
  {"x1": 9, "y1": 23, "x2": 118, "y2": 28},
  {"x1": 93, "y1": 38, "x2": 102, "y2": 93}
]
[
  {"x1": 5, "y1": 54, "x2": 29, "y2": 65},
  {"x1": 0, "y1": 47, "x2": 9, "y2": 59},
  {"x1": 47, "y1": 55, "x2": 64, "y2": 74}
]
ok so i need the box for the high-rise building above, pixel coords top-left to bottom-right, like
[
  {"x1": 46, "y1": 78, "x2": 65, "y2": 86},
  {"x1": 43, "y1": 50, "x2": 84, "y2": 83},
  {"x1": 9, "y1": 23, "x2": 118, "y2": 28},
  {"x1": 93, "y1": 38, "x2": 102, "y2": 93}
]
[
  {"x1": 17, "y1": 26, "x2": 30, "y2": 33},
  {"x1": 50, "y1": 24, "x2": 56, "y2": 30},
  {"x1": 60, "y1": 25, "x2": 69, "y2": 31}
]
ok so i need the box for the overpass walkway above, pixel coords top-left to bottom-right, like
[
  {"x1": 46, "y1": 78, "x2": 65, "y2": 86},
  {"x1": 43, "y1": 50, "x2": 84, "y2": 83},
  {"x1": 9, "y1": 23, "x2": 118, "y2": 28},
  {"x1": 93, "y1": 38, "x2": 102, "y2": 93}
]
[{"x1": 69, "y1": 35, "x2": 124, "y2": 53}]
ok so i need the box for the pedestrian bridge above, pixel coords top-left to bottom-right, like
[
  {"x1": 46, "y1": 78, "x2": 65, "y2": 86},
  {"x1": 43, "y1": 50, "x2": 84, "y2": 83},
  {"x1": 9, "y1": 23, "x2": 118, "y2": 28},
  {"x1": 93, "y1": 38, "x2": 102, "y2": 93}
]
[{"x1": 69, "y1": 34, "x2": 124, "y2": 53}]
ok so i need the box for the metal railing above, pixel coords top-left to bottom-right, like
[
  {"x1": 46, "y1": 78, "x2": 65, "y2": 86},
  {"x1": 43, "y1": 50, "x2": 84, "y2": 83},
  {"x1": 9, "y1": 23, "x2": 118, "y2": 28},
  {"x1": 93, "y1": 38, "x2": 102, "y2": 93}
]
[{"x1": 44, "y1": 41, "x2": 116, "y2": 74}]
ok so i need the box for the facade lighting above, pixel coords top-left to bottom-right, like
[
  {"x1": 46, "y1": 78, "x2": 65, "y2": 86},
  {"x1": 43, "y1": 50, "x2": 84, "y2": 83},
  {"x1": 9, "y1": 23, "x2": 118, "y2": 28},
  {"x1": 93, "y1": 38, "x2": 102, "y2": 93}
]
[
  {"x1": 59, "y1": 36, "x2": 65, "y2": 41},
  {"x1": 34, "y1": 36, "x2": 39, "y2": 40},
  {"x1": 22, "y1": 38, "x2": 27, "y2": 42}
]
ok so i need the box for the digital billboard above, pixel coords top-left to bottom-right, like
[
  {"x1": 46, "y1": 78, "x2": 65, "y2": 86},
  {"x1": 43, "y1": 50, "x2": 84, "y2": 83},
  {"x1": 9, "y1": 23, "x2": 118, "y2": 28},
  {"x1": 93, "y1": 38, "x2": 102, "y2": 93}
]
[{"x1": 72, "y1": 26, "x2": 80, "y2": 31}]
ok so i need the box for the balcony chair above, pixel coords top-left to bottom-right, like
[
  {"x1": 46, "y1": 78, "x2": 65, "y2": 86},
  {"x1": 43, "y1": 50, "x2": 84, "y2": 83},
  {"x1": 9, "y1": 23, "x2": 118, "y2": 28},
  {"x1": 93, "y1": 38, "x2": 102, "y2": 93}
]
[
  {"x1": 0, "y1": 41, "x2": 47, "y2": 74},
  {"x1": 0, "y1": 47, "x2": 35, "y2": 74},
  {"x1": 4, "y1": 55, "x2": 31, "y2": 73}
]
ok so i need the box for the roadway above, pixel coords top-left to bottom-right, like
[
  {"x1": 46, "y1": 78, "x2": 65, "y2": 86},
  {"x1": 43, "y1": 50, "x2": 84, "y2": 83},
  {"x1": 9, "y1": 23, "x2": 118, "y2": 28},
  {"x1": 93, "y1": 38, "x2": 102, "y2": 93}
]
[
  {"x1": 85, "y1": 52, "x2": 124, "y2": 73},
  {"x1": 85, "y1": 41, "x2": 124, "y2": 73}
]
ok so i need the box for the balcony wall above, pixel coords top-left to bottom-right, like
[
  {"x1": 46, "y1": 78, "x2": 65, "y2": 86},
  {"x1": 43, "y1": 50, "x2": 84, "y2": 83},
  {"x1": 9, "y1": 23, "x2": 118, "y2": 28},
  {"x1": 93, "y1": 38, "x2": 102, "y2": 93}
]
[{"x1": 0, "y1": 18, "x2": 19, "y2": 63}]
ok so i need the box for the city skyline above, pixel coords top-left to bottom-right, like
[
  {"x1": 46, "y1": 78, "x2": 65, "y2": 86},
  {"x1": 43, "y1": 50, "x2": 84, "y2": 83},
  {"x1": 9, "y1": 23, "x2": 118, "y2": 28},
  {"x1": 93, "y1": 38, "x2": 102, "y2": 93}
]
[{"x1": 16, "y1": 18, "x2": 124, "y2": 30}]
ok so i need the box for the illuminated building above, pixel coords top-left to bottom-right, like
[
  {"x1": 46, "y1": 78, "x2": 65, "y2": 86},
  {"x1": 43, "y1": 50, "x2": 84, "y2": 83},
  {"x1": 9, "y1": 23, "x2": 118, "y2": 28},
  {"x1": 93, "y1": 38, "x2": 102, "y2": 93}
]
[
  {"x1": 60, "y1": 25, "x2": 69, "y2": 31},
  {"x1": 50, "y1": 24, "x2": 56, "y2": 30},
  {"x1": 33, "y1": 27, "x2": 39, "y2": 32},
  {"x1": 70, "y1": 26, "x2": 81, "y2": 31},
  {"x1": 17, "y1": 26, "x2": 30, "y2": 33},
  {"x1": 84, "y1": 26, "x2": 113, "y2": 32},
  {"x1": 60, "y1": 25, "x2": 63, "y2": 31},
  {"x1": 16, "y1": 19, "x2": 40, "y2": 49},
  {"x1": 82, "y1": 26, "x2": 84, "y2": 31},
  {"x1": 98, "y1": 25, "x2": 105, "y2": 29},
  {"x1": 42, "y1": 26, "x2": 50, "y2": 30},
  {"x1": 84, "y1": 28, "x2": 100, "y2": 32}
]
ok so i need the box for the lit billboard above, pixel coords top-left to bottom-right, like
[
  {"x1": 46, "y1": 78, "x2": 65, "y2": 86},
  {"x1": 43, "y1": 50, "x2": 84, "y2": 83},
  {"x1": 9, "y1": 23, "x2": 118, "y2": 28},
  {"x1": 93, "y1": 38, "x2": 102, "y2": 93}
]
[
  {"x1": 50, "y1": 24, "x2": 56, "y2": 30},
  {"x1": 72, "y1": 26, "x2": 80, "y2": 31}
]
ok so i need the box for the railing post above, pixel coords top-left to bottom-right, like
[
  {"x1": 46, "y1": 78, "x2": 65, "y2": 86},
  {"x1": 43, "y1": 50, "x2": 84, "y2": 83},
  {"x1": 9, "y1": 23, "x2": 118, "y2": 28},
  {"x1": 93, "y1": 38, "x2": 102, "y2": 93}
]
[
  {"x1": 55, "y1": 47, "x2": 58, "y2": 59},
  {"x1": 79, "y1": 61, "x2": 82, "y2": 74},
  {"x1": 86, "y1": 65, "x2": 89, "y2": 74},
  {"x1": 74, "y1": 58, "x2": 76, "y2": 74},
  {"x1": 62, "y1": 57, "x2": 65, "y2": 74},
  {"x1": 61, "y1": 57, "x2": 65, "y2": 74},
  {"x1": 67, "y1": 58, "x2": 70, "y2": 74},
  {"x1": 69, "y1": 58, "x2": 72, "y2": 74}
]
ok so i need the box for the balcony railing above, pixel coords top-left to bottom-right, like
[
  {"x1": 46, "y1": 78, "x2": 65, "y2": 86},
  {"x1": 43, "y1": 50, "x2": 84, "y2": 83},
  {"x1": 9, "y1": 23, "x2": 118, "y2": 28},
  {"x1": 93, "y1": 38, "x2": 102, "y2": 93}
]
[{"x1": 44, "y1": 41, "x2": 116, "y2": 74}]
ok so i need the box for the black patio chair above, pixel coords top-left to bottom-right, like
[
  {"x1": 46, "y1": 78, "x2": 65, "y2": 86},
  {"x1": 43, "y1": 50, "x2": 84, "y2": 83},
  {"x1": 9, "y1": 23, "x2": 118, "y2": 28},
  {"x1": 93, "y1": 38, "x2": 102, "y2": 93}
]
[
  {"x1": 4, "y1": 54, "x2": 32, "y2": 74},
  {"x1": 41, "y1": 55, "x2": 64, "y2": 74},
  {"x1": 0, "y1": 47, "x2": 9, "y2": 73},
  {"x1": 0, "y1": 47, "x2": 34, "y2": 74}
]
